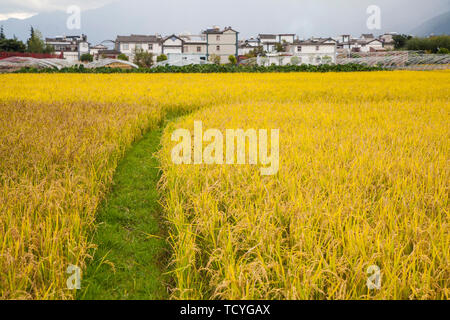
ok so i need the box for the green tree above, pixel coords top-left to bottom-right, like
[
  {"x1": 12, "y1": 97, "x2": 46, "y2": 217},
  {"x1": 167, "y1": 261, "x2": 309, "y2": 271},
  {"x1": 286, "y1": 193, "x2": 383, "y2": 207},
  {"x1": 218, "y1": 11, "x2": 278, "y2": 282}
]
[
  {"x1": 80, "y1": 53, "x2": 93, "y2": 62},
  {"x1": 228, "y1": 55, "x2": 237, "y2": 65},
  {"x1": 157, "y1": 54, "x2": 168, "y2": 62},
  {"x1": 290, "y1": 56, "x2": 301, "y2": 65},
  {"x1": 245, "y1": 46, "x2": 265, "y2": 58},
  {"x1": 209, "y1": 53, "x2": 221, "y2": 64},
  {"x1": 27, "y1": 27, "x2": 46, "y2": 53},
  {"x1": 133, "y1": 49, "x2": 153, "y2": 68},
  {"x1": 0, "y1": 30, "x2": 26, "y2": 53},
  {"x1": 322, "y1": 55, "x2": 332, "y2": 64},
  {"x1": 392, "y1": 34, "x2": 412, "y2": 49},
  {"x1": 405, "y1": 35, "x2": 450, "y2": 53},
  {"x1": 118, "y1": 53, "x2": 129, "y2": 61},
  {"x1": 275, "y1": 42, "x2": 284, "y2": 52}
]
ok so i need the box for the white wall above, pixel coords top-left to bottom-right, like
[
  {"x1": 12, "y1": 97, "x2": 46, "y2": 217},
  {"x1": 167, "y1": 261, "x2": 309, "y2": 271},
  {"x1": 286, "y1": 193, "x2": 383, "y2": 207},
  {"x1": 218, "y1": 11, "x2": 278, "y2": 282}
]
[
  {"x1": 78, "y1": 41, "x2": 89, "y2": 54},
  {"x1": 361, "y1": 40, "x2": 384, "y2": 53},
  {"x1": 119, "y1": 42, "x2": 162, "y2": 56},
  {"x1": 207, "y1": 30, "x2": 238, "y2": 64},
  {"x1": 63, "y1": 52, "x2": 79, "y2": 62},
  {"x1": 279, "y1": 35, "x2": 295, "y2": 44},
  {"x1": 238, "y1": 47, "x2": 253, "y2": 56},
  {"x1": 290, "y1": 44, "x2": 336, "y2": 65}
]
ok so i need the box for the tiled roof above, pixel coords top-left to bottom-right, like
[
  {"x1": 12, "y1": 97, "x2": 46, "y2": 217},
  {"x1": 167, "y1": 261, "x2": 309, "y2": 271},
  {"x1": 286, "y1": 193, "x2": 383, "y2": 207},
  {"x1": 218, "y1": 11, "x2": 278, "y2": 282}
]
[
  {"x1": 203, "y1": 27, "x2": 238, "y2": 34},
  {"x1": 259, "y1": 34, "x2": 277, "y2": 39},
  {"x1": 116, "y1": 35, "x2": 161, "y2": 43}
]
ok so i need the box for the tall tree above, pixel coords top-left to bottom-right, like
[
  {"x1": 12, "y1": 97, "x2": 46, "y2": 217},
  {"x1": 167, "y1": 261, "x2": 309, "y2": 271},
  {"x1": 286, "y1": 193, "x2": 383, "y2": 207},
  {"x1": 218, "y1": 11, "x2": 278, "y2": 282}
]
[
  {"x1": 392, "y1": 34, "x2": 412, "y2": 49},
  {"x1": 133, "y1": 48, "x2": 154, "y2": 68},
  {"x1": 0, "y1": 26, "x2": 26, "y2": 52},
  {"x1": 26, "y1": 26, "x2": 46, "y2": 53},
  {"x1": 0, "y1": 25, "x2": 5, "y2": 40}
]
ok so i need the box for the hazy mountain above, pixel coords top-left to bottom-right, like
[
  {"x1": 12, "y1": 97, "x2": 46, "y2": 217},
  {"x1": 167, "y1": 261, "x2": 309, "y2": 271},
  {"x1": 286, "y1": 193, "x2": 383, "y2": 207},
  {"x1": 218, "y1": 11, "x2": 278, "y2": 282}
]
[
  {"x1": 1, "y1": 0, "x2": 449, "y2": 45},
  {"x1": 411, "y1": 11, "x2": 450, "y2": 36},
  {"x1": 0, "y1": 2, "x2": 153, "y2": 45}
]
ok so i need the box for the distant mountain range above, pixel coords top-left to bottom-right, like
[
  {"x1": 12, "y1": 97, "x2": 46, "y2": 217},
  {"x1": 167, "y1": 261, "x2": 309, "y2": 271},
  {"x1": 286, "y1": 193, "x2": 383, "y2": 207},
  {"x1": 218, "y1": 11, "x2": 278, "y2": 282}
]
[
  {"x1": 0, "y1": 2, "x2": 448, "y2": 45},
  {"x1": 410, "y1": 11, "x2": 450, "y2": 36},
  {"x1": 0, "y1": 3, "x2": 142, "y2": 45}
]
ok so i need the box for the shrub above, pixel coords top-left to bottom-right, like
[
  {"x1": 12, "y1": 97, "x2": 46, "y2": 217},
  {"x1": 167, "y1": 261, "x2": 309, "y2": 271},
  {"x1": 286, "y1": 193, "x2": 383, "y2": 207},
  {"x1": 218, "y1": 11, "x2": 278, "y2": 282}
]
[
  {"x1": 228, "y1": 55, "x2": 237, "y2": 65},
  {"x1": 290, "y1": 56, "x2": 301, "y2": 65},
  {"x1": 157, "y1": 54, "x2": 168, "y2": 62},
  {"x1": 406, "y1": 35, "x2": 450, "y2": 53},
  {"x1": 209, "y1": 54, "x2": 221, "y2": 65},
  {"x1": 80, "y1": 53, "x2": 93, "y2": 62},
  {"x1": 117, "y1": 53, "x2": 129, "y2": 61},
  {"x1": 16, "y1": 63, "x2": 386, "y2": 74},
  {"x1": 133, "y1": 49, "x2": 154, "y2": 68}
]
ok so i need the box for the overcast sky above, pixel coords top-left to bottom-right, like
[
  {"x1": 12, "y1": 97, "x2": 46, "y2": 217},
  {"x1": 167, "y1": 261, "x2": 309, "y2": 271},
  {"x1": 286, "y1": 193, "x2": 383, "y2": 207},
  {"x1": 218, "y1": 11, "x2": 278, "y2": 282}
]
[{"x1": 1, "y1": 0, "x2": 449, "y2": 41}]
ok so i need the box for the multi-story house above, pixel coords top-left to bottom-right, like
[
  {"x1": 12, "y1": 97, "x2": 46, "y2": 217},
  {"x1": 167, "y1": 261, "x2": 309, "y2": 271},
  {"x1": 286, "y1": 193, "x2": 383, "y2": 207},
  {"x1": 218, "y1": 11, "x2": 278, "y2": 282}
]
[
  {"x1": 258, "y1": 33, "x2": 295, "y2": 53},
  {"x1": 289, "y1": 38, "x2": 337, "y2": 65},
  {"x1": 115, "y1": 34, "x2": 162, "y2": 61},
  {"x1": 162, "y1": 34, "x2": 184, "y2": 55},
  {"x1": 361, "y1": 33, "x2": 375, "y2": 41},
  {"x1": 246, "y1": 37, "x2": 260, "y2": 48},
  {"x1": 379, "y1": 33, "x2": 397, "y2": 50},
  {"x1": 238, "y1": 41, "x2": 256, "y2": 56},
  {"x1": 181, "y1": 34, "x2": 208, "y2": 63},
  {"x1": 203, "y1": 26, "x2": 239, "y2": 64},
  {"x1": 89, "y1": 44, "x2": 108, "y2": 60},
  {"x1": 258, "y1": 34, "x2": 278, "y2": 53},
  {"x1": 338, "y1": 34, "x2": 393, "y2": 54},
  {"x1": 157, "y1": 34, "x2": 208, "y2": 65},
  {"x1": 361, "y1": 39, "x2": 385, "y2": 52},
  {"x1": 278, "y1": 34, "x2": 295, "y2": 44},
  {"x1": 45, "y1": 34, "x2": 89, "y2": 62}
]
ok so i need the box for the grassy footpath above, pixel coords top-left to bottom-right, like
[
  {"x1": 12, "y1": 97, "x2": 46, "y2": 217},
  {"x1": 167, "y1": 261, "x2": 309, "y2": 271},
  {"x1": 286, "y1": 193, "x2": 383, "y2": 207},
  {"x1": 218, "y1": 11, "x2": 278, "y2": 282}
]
[{"x1": 78, "y1": 126, "x2": 170, "y2": 300}]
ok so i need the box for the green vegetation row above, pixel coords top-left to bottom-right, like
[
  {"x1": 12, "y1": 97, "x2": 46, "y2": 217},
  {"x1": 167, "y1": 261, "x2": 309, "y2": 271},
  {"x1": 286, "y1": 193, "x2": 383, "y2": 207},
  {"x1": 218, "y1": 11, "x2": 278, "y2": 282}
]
[
  {"x1": 16, "y1": 63, "x2": 386, "y2": 74},
  {"x1": 393, "y1": 34, "x2": 450, "y2": 53}
]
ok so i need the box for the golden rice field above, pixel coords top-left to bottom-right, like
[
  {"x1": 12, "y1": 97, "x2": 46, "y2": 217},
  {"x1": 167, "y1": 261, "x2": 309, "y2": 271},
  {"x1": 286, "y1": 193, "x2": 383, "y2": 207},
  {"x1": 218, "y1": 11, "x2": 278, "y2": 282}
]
[{"x1": 0, "y1": 71, "x2": 448, "y2": 300}]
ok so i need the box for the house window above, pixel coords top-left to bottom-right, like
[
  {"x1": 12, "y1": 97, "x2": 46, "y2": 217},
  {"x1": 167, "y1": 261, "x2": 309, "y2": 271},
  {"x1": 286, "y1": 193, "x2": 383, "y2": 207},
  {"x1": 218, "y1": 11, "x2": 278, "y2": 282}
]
[
  {"x1": 149, "y1": 44, "x2": 153, "y2": 50},
  {"x1": 297, "y1": 46, "x2": 302, "y2": 52},
  {"x1": 216, "y1": 45, "x2": 220, "y2": 51},
  {"x1": 216, "y1": 35, "x2": 221, "y2": 41},
  {"x1": 123, "y1": 43, "x2": 129, "y2": 50},
  {"x1": 136, "y1": 44, "x2": 142, "y2": 50},
  {"x1": 315, "y1": 46, "x2": 320, "y2": 51},
  {"x1": 197, "y1": 46, "x2": 201, "y2": 52}
]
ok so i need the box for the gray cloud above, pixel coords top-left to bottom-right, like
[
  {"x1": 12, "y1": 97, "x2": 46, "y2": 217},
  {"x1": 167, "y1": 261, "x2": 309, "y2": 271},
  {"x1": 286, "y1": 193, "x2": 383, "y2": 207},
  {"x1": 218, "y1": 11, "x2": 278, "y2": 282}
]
[
  {"x1": 1, "y1": 0, "x2": 449, "y2": 43},
  {"x1": 0, "y1": 0, "x2": 117, "y2": 15}
]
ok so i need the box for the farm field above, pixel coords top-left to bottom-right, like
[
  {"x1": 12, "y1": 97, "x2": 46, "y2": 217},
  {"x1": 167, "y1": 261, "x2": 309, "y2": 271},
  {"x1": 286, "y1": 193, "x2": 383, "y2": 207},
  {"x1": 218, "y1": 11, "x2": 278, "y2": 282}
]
[{"x1": 0, "y1": 71, "x2": 448, "y2": 300}]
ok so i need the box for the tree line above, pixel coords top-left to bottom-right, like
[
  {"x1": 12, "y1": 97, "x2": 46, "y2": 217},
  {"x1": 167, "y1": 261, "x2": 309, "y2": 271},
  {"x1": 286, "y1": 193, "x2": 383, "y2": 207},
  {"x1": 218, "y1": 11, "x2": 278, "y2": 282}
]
[
  {"x1": 0, "y1": 26, "x2": 54, "y2": 54},
  {"x1": 393, "y1": 34, "x2": 450, "y2": 54}
]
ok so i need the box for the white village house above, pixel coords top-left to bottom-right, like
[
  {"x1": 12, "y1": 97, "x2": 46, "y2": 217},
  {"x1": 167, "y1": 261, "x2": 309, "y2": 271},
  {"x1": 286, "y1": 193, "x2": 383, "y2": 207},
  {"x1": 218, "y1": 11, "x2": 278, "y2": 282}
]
[
  {"x1": 288, "y1": 38, "x2": 337, "y2": 65},
  {"x1": 203, "y1": 26, "x2": 239, "y2": 64},
  {"x1": 45, "y1": 34, "x2": 89, "y2": 62},
  {"x1": 43, "y1": 27, "x2": 401, "y2": 66},
  {"x1": 115, "y1": 34, "x2": 163, "y2": 61},
  {"x1": 159, "y1": 34, "x2": 208, "y2": 65}
]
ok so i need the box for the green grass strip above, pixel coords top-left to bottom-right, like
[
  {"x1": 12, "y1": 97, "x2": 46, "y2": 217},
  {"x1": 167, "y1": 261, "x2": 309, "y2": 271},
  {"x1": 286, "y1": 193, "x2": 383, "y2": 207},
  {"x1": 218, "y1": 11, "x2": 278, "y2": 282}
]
[{"x1": 78, "y1": 126, "x2": 169, "y2": 300}]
